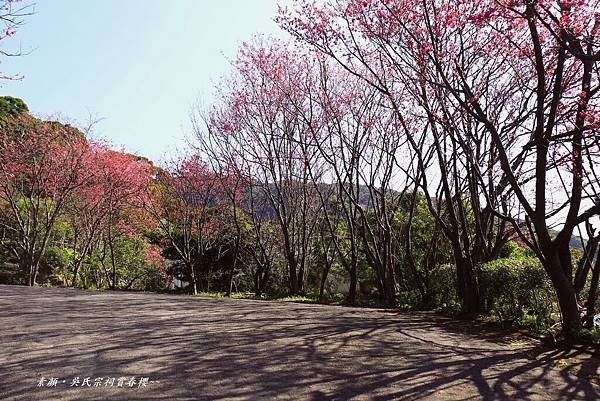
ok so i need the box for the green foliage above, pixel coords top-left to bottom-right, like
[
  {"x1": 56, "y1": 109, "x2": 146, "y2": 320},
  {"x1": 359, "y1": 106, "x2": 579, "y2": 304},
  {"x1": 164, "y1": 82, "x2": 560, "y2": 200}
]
[
  {"x1": 480, "y1": 256, "x2": 554, "y2": 331},
  {"x1": 87, "y1": 236, "x2": 166, "y2": 292},
  {"x1": 0, "y1": 262, "x2": 24, "y2": 285},
  {"x1": 429, "y1": 254, "x2": 555, "y2": 331},
  {"x1": 42, "y1": 246, "x2": 76, "y2": 285},
  {"x1": 277, "y1": 294, "x2": 319, "y2": 303},
  {"x1": 195, "y1": 290, "x2": 349, "y2": 306},
  {"x1": 397, "y1": 290, "x2": 424, "y2": 310},
  {"x1": 0, "y1": 96, "x2": 28, "y2": 120},
  {"x1": 498, "y1": 240, "x2": 534, "y2": 259},
  {"x1": 577, "y1": 328, "x2": 600, "y2": 344},
  {"x1": 429, "y1": 263, "x2": 459, "y2": 310}
]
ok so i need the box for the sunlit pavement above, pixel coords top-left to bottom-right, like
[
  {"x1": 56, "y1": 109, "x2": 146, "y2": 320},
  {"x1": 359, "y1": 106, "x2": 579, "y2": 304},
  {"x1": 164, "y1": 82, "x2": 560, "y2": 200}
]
[{"x1": 1, "y1": 284, "x2": 598, "y2": 401}]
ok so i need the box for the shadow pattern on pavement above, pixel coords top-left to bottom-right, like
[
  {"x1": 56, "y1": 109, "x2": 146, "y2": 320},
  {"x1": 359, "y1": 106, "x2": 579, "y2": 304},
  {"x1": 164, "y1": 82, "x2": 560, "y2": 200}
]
[{"x1": 0, "y1": 285, "x2": 598, "y2": 400}]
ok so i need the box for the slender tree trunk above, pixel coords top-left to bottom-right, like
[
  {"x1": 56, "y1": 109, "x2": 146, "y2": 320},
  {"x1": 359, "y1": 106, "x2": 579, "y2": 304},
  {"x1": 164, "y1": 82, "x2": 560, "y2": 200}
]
[
  {"x1": 319, "y1": 260, "x2": 332, "y2": 302},
  {"x1": 29, "y1": 261, "x2": 38, "y2": 287},
  {"x1": 384, "y1": 272, "x2": 396, "y2": 308},
  {"x1": 574, "y1": 235, "x2": 599, "y2": 295},
  {"x1": 71, "y1": 260, "x2": 83, "y2": 288},
  {"x1": 260, "y1": 262, "x2": 270, "y2": 295},
  {"x1": 254, "y1": 269, "x2": 261, "y2": 296},
  {"x1": 297, "y1": 258, "x2": 305, "y2": 294},
  {"x1": 584, "y1": 248, "x2": 600, "y2": 329},
  {"x1": 109, "y1": 238, "x2": 117, "y2": 290},
  {"x1": 226, "y1": 237, "x2": 240, "y2": 297},
  {"x1": 188, "y1": 261, "x2": 198, "y2": 295},
  {"x1": 347, "y1": 254, "x2": 358, "y2": 305},
  {"x1": 405, "y1": 221, "x2": 428, "y2": 306},
  {"x1": 22, "y1": 253, "x2": 37, "y2": 287}
]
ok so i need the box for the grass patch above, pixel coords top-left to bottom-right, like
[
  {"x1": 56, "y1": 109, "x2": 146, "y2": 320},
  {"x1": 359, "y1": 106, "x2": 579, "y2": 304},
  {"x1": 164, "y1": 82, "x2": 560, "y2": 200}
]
[
  {"x1": 277, "y1": 294, "x2": 320, "y2": 303},
  {"x1": 196, "y1": 291, "x2": 322, "y2": 304},
  {"x1": 196, "y1": 291, "x2": 357, "y2": 305},
  {"x1": 194, "y1": 291, "x2": 398, "y2": 309}
]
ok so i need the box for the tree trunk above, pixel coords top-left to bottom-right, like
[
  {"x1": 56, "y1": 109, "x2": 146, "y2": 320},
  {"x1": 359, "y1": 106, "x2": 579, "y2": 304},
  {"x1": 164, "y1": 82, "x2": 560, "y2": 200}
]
[
  {"x1": 347, "y1": 256, "x2": 358, "y2": 305},
  {"x1": 22, "y1": 254, "x2": 37, "y2": 287},
  {"x1": 574, "y1": 235, "x2": 599, "y2": 295},
  {"x1": 297, "y1": 259, "x2": 305, "y2": 294},
  {"x1": 384, "y1": 262, "x2": 397, "y2": 308},
  {"x1": 584, "y1": 248, "x2": 600, "y2": 329},
  {"x1": 189, "y1": 264, "x2": 198, "y2": 296},
  {"x1": 454, "y1": 252, "x2": 480, "y2": 317},
  {"x1": 71, "y1": 263, "x2": 81, "y2": 288},
  {"x1": 288, "y1": 257, "x2": 298, "y2": 295},
  {"x1": 260, "y1": 263, "x2": 270, "y2": 295},
  {"x1": 545, "y1": 253, "x2": 582, "y2": 341},
  {"x1": 319, "y1": 261, "x2": 331, "y2": 303},
  {"x1": 226, "y1": 238, "x2": 240, "y2": 298},
  {"x1": 281, "y1": 231, "x2": 299, "y2": 295},
  {"x1": 29, "y1": 261, "x2": 38, "y2": 287},
  {"x1": 254, "y1": 270, "x2": 260, "y2": 296}
]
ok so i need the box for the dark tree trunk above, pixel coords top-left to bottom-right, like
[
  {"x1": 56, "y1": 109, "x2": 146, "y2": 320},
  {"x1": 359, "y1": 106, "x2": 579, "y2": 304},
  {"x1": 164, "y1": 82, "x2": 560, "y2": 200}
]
[
  {"x1": 454, "y1": 251, "x2": 480, "y2": 317},
  {"x1": 254, "y1": 269, "x2": 261, "y2": 296},
  {"x1": 226, "y1": 238, "x2": 241, "y2": 298},
  {"x1": 282, "y1": 231, "x2": 299, "y2": 295},
  {"x1": 288, "y1": 257, "x2": 298, "y2": 295},
  {"x1": 319, "y1": 261, "x2": 332, "y2": 302},
  {"x1": 347, "y1": 256, "x2": 358, "y2": 305},
  {"x1": 21, "y1": 254, "x2": 36, "y2": 287},
  {"x1": 71, "y1": 261, "x2": 82, "y2": 288},
  {"x1": 574, "y1": 235, "x2": 599, "y2": 295},
  {"x1": 297, "y1": 259, "x2": 305, "y2": 294},
  {"x1": 544, "y1": 251, "x2": 582, "y2": 340},
  {"x1": 584, "y1": 248, "x2": 600, "y2": 329}
]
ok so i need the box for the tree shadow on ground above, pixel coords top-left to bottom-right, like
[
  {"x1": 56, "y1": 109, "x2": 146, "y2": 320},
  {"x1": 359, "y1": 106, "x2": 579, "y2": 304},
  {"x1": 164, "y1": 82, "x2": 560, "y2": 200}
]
[{"x1": 0, "y1": 285, "x2": 598, "y2": 400}]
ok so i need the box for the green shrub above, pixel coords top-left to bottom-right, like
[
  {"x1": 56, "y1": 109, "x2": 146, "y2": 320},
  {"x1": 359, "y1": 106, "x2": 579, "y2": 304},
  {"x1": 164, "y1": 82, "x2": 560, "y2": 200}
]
[
  {"x1": 397, "y1": 290, "x2": 425, "y2": 310},
  {"x1": 577, "y1": 328, "x2": 600, "y2": 344},
  {"x1": 430, "y1": 263, "x2": 459, "y2": 311},
  {"x1": 429, "y1": 256, "x2": 555, "y2": 330},
  {"x1": 480, "y1": 256, "x2": 554, "y2": 330},
  {"x1": 42, "y1": 246, "x2": 75, "y2": 286},
  {"x1": 0, "y1": 262, "x2": 25, "y2": 285}
]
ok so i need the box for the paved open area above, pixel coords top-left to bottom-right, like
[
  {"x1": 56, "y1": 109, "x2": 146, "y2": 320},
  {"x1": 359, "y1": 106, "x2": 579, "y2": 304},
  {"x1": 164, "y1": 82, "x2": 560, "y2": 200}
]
[{"x1": 1, "y1": 285, "x2": 599, "y2": 400}]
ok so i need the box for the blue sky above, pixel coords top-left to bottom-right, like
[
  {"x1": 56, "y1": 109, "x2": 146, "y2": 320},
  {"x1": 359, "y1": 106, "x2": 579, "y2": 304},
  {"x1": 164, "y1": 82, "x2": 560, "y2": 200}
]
[{"x1": 1, "y1": 0, "x2": 289, "y2": 161}]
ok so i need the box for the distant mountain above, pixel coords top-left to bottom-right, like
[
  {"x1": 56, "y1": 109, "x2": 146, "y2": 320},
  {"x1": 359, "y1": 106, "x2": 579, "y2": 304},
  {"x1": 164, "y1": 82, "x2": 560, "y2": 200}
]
[
  {"x1": 570, "y1": 236, "x2": 584, "y2": 249},
  {"x1": 548, "y1": 228, "x2": 583, "y2": 249}
]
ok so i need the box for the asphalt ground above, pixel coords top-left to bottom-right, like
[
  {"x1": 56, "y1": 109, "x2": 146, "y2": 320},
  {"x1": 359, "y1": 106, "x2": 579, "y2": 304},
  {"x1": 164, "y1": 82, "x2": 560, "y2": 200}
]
[{"x1": 1, "y1": 284, "x2": 598, "y2": 400}]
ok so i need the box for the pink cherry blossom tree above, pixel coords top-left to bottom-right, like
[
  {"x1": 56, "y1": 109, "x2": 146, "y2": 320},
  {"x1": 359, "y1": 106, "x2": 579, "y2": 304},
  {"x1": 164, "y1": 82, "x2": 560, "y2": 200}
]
[
  {"x1": 66, "y1": 147, "x2": 153, "y2": 288},
  {"x1": 0, "y1": 117, "x2": 93, "y2": 286},
  {"x1": 208, "y1": 39, "x2": 324, "y2": 295},
  {"x1": 279, "y1": 0, "x2": 600, "y2": 338}
]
